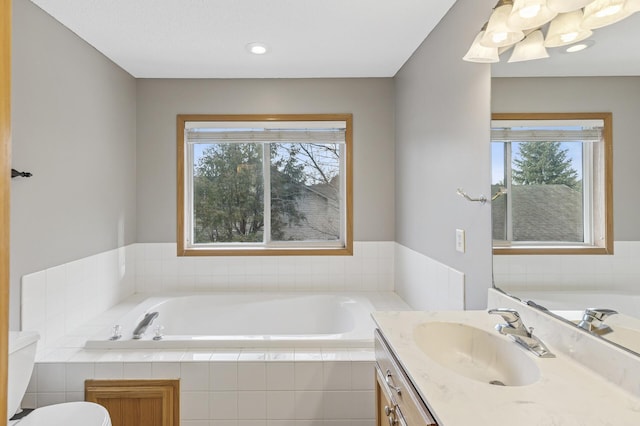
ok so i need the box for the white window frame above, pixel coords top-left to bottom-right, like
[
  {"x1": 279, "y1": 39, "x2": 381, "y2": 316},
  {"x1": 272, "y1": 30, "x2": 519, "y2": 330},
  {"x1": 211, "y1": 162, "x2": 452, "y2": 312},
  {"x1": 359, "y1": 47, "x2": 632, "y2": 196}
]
[{"x1": 177, "y1": 114, "x2": 353, "y2": 256}]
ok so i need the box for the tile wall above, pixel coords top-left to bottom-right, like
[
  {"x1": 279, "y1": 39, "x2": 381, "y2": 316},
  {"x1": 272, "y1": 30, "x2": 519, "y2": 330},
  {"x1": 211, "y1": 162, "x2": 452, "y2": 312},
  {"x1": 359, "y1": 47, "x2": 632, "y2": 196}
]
[
  {"x1": 492, "y1": 241, "x2": 640, "y2": 292},
  {"x1": 134, "y1": 242, "x2": 395, "y2": 294},
  {"x1": 394, "y1": 244, "x2": 465, "y2": 310},
  {"x1": 25, "y1": 348, "x2": 377, "y2": 426},
  {"x1": 20, "y1": 246, "x2": 136, "y2": 350}
]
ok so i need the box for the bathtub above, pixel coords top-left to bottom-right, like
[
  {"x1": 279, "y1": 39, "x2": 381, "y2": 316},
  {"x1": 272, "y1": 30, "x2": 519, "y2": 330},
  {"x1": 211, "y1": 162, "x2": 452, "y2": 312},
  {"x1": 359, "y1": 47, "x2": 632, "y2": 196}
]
[{"x1": 85, "y1": 293, "x2": 379, "y2": 349}]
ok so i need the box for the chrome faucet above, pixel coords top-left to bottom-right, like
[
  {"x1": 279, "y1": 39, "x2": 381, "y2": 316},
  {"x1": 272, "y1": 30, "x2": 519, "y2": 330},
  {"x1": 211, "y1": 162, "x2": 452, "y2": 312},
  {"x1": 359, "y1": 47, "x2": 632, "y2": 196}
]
[
  {"x1": 577, "y1": 308, "x2": 618, "y2": 335},
  {"x1": 132, "y1": 312, "x2": 159, "y2": 339},
  {"x1": 488, "y1": 308, "x2": 555, "y2": 358}
]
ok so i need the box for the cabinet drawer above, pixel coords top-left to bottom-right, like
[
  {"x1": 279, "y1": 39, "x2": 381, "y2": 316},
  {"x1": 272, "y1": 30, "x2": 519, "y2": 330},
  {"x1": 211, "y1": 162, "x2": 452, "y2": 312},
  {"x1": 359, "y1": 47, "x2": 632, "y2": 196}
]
[{"x1": 375, "y1": 330, "x2": 437, "y2": 426}]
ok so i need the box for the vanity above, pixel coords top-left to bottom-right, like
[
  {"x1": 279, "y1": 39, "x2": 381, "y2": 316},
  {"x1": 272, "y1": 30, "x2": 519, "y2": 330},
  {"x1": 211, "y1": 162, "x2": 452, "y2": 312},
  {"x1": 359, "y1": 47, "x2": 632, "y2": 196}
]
[{"x1": 373, "y1": 309, "x2": 640, "y2": 425}]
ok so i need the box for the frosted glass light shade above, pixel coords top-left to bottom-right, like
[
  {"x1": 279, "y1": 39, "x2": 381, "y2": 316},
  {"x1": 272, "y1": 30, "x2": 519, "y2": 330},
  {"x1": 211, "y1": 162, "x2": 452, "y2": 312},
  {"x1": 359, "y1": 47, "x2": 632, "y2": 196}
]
[
  {"x1": 582, "y1": 0, "x2": 632, "y2": 29},
  {"x1": 508, "y1": 0, "x2": 558, "y2": 30},
  {"x1": 625, "y1": 0, "x2": 640, "y2": 13},
  {"x1": 547, "y1": 0, "x2": 593, "y2": 13},
  {"x1": 481, "y1": 3, "x2": 525, "y2": 47},
  {"x1": 508, "y1": 30, "x2": 549, "y2": 62},
  {"x1": 545, "y1": 11, "x2": 593, "y2": 47},
  {"x1": 463, "y1": 31, "x2": 500, "y2": 63}
]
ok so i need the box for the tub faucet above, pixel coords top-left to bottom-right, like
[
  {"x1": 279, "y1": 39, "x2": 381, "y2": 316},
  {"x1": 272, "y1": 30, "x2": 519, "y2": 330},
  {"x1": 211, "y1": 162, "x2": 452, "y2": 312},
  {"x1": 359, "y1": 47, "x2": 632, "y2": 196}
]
[
  {"x1": 488, "y1": 308, "x2": 555, "y2": 358},
  {"x1": 577, "y1": 308, "x2": 618, "y2": 335},
  {"x1": 132, "y1": 312, "x2": 159, "y2": 339}
]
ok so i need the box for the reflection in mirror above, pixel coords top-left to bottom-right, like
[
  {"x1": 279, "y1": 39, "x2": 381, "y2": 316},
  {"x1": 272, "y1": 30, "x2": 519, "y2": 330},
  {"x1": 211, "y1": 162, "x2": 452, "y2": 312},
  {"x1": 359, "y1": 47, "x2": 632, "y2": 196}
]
[{"x1": 491, "y1": 77, "x2": 640, "y2": 356}]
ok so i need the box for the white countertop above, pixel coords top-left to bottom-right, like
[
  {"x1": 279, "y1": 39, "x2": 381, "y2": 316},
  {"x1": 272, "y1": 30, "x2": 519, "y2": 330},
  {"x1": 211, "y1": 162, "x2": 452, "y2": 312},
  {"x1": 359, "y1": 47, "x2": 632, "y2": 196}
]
[{"x1": 373, "y1": 310, "x2": 640, "y2": 426}]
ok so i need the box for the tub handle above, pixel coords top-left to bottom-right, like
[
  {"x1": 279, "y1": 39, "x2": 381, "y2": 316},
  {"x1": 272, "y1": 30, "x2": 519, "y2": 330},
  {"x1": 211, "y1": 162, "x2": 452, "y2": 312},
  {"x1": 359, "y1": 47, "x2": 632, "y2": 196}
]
[{"x1": 385, "y1": 369, "x2": 401, "y2": 395}]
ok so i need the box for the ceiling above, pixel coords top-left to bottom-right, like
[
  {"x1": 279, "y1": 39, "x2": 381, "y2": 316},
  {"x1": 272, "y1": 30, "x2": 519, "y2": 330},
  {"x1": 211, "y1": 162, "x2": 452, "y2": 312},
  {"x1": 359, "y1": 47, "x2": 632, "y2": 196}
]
[
  {"x1": 27, "y1": 0, "x2": 458, "y2": 78},
  {"x1": 27, "y1": 0, "x2": 640, "y2": 79}
]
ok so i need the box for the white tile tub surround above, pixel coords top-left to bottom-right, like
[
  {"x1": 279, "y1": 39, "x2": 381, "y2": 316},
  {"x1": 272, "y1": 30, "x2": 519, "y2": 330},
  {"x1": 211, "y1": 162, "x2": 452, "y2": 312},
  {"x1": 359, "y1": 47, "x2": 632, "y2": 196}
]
[
  {"x1": 487, "y1": 288, "x2": 640, "y2": 398},
  {"x1": 21, "y1": 245, "x2": 136, "y2": 352},
  {"x1": 493, "y1": 241, "x2": 640, "y2": 292},
  {"x1": 394, "y1": 243, "x2": 465, "y2": 311},
  {"x1": 134, "y1": 241, "x2": 395, "y2": 293},
  {"x1": 25, "y1": 348, "x2": 377, "y2": 425}
]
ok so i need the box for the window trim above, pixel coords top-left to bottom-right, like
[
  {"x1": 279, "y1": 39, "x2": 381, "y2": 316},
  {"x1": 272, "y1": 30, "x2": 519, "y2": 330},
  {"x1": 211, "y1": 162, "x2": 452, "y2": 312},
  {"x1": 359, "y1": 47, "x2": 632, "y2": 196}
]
[
  {"x1": 177, "y1": 114, "x2": 353, "y2": 257},
  {"x1": 491, "y1": 112, "x2": 613, "y2": 256}
]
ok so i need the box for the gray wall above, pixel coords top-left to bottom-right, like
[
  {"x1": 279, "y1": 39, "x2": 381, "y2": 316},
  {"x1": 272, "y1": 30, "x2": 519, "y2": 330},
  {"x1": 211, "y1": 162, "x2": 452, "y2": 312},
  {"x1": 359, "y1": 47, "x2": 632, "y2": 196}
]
[
  {"x1": 492, "y1": 76, "x2": 640, "y2": 241},
  {"x1": 10, "y1": 0, "x2": 137, "y2": 328},
  {"x1": 394, "y1": 0, "x2": 495, "y2": 309},
  {"x1": 136, "y1": 79, "x2": 395, "y2": 243}
]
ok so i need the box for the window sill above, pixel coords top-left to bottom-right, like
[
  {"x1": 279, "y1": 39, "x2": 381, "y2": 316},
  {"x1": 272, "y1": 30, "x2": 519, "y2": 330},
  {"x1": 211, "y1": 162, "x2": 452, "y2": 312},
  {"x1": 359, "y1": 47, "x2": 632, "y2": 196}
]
[
  {"x1": 493, "y1": 245, "x2": 613, "y2": 255},
  {"x1": 178, "y1": 246, "x2": 353, "y2": 257}
]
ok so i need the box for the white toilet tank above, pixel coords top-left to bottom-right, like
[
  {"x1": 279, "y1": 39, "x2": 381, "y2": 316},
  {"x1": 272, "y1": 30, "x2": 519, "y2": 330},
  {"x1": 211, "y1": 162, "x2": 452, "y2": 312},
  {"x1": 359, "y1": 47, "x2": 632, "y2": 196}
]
[{"x1": 8, "y1": 331, "x2": 39, "y2": 421}]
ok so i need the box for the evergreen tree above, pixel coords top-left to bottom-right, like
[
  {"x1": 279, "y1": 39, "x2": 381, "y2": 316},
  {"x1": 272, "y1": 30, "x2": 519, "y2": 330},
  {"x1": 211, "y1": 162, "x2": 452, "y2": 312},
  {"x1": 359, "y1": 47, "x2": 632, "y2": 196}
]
[{"x1": 512, "y1": 142, "x2": 578, "y2": 189}]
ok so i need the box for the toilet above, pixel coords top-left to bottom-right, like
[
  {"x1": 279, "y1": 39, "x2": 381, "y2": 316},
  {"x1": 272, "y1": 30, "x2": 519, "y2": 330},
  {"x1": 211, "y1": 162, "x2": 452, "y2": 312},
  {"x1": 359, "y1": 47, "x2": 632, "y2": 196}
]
[{"x1": 8, "y1": 331, "x2": 111, "y2": 426}]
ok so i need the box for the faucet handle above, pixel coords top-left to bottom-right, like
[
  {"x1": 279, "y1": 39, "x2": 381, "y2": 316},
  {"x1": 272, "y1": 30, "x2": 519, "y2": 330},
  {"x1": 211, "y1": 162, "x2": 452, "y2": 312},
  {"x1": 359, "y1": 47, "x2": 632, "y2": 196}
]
[
  {"x1": 488, "y1": 308, "x2": 522, "y2": 326},
  {"x1": 584, "y1": 308, "x2": 618, "y2": 322}
]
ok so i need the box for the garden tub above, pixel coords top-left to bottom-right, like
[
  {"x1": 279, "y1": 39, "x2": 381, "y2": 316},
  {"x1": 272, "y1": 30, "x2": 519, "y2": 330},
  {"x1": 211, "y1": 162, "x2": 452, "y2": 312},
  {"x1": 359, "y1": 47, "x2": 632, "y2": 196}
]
[{"x1": 85, "y1": 292, "x2": 378, "y2": 349}]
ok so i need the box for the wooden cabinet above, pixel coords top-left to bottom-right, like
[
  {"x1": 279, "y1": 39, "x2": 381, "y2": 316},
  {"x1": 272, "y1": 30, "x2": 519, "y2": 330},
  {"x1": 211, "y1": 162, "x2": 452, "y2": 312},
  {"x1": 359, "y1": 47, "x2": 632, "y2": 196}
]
[
  {"x1": 375, "y1": 330, "x2": 438, "y2": 426},
  {"x1": 85, "y1": 379, "x2": 179, "y2": 426}
]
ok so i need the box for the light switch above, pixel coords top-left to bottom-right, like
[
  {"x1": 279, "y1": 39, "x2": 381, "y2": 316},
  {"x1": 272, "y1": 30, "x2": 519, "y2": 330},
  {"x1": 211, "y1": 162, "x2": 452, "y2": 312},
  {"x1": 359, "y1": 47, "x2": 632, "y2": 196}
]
[{"x1": 456, "y1": 229, "x2": 465, "y2": 253}]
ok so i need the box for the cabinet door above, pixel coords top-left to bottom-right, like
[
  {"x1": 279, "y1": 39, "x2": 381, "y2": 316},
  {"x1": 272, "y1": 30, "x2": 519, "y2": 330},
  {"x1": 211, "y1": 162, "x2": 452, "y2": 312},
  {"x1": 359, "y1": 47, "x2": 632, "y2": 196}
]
[
  {"x1": 85, "y1": 379, "x2": 179, "y2": 426},
  {"x1": 376, "y1": 368, "x2": 406, "y2": 426}
]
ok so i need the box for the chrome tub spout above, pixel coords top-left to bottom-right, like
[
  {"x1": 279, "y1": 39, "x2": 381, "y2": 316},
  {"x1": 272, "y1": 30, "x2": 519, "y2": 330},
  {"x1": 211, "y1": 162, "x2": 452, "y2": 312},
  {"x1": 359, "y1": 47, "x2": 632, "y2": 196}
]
[{"x1": 132, "y1": 312, "x2": 159, "y2": 339}]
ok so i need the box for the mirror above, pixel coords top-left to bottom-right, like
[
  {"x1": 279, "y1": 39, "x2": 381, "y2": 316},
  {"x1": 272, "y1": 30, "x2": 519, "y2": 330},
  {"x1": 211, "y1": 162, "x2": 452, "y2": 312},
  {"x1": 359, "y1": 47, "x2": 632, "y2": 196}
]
[{"x1": 490, "y1": 13, "x2": 640, "y2": 356}]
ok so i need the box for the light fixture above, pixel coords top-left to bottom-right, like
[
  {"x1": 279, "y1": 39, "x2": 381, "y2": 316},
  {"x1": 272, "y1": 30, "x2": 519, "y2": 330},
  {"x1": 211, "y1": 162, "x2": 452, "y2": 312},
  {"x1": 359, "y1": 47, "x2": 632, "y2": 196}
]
[
  {"x1": 508, "y1": 0, "x2": 557, "y2": 30},
  {"x1": 582, "y1": 0, "x2": 632, "y2": 29},
  {"x1": 465, "y1": 0, "x2": 637, "y2": 64},
  {"x1": 563, "y1": 39, "x2": 596, "y2": 53},
  {"x1": 544, "y1": 11, "x2": 592, "y2": 47},
  {"x1": 626, "y1": 0, "x2": 640, "y2": 12},
  {"x1": 508, "y1": 30, "x2": 549, "y2": 62},
  {"x1": 481, "y1": 0, "x2": 525, "y2": 48},
  {"x1": 463, "y1": 24, "x2": 500, "y2": 63},
  {"x1": 546, "y1": 0, "x2": 593, "y2": 13},
  {"x1": 246, "y1": 42, "x2": 269, "y2": 55}
]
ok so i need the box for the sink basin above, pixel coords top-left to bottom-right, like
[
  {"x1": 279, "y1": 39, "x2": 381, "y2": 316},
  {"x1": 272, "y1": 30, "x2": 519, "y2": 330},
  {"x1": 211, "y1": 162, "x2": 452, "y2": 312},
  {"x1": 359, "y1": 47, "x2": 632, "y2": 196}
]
[{"x1": 413, "y1": 322, "x2": 541, "y2": 386}]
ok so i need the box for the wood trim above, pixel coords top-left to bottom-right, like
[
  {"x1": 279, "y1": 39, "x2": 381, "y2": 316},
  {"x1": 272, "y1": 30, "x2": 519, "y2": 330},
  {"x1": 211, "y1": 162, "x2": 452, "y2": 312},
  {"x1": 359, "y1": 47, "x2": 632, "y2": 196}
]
[
  {"x1": 491, "y1": 112, "x2": 614, "y2": 256},
  {"x1": 176, "y1": 113, "x2": 354, "y2": 257},
  {"x1": 85, "y1": 379, "x2": 179, "y2": 426},
  {"x1": 0, "y1": 0, "x2": 11, "y2": 421}
]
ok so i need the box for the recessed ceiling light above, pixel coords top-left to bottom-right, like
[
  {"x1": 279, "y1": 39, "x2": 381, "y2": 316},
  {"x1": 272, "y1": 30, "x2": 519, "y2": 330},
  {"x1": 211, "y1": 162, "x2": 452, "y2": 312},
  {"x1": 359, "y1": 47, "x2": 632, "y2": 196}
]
[
  {"x1": 564, "y1": 40, "x2": 595, "y2": 53},
  {"x1": 246, "y1": 42, "x2": 269, "y2": 55}
]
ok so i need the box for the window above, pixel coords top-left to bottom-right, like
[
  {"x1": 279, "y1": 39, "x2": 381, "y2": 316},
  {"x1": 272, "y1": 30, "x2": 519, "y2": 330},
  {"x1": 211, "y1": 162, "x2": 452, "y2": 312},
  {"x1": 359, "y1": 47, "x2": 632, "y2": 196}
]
[
  {"x1": 491, "y1": 113, "x2": 613, "y2": 255},
  {"x1": 177, "y1": 114, "x2": 353, "y2": 256}
]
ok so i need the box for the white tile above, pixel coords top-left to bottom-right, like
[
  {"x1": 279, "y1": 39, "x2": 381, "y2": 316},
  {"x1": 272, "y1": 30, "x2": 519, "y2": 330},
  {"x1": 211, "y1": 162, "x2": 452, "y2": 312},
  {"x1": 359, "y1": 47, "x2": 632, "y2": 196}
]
[
  {"x1": 94, "y1": 363, "x2": 123, "y2": 379},
  {"x1": 238, "y1": 421, "x2": 266, "y2": 426},
  {"x1": 238, "y1": 391, "x2": 266, "y2": 419},
  {"x1": 182, "y1": 391, "x2": 210, "y2": 420},
  {"x1": 266, "y1": 362, "x2": 294, "y2": 390},
  {"x1": 210, "y1": 391, "x2": 239, "y2": 420},
  {"x1": 238, "y1": 362, "x2": 266, "y2": 390},
  {"x1": 36, "y1": 392, "x2": 66, "y2": 408},
  {"x1": 181, "y1": 362, "x2": 210, "y2": 391},
  {"x1": 181, "y1": 421, "x2": 209, "y2": 426},
  {"x1": 351, "y1": 362, "x2": 375, "y2": 390},
  {"x1": 65, "y1": 363, "x2": 94, "y2": 392},
  {"x1": 21, "y1": 393, "x2": 37, "y2": 409},
  {"x1": 323, "y1": 391, "x2": 353, "y2": 420},
  {"x1": 37, "y1": 363, "x2": 65, "y2": 392},
  {"x1": 323, "y1": 362, "x2": 351, "y2": 390},
  {"x1": 294, "y1": 391, "x2": 324, "y2": 420},
  {"x1": 266, "y1": 391, "x2": 295, "y2": 420},
  {"x1": 65, "y1": 391, "x2": 84, "y2": 403},
  {"x1": 152, "y1": 362, "x2": 180, "y2": 378},
  {"x1": 350, "y1": 391, "x2": 375, "y2": 419},
  {"x1": 211, "y1": 362, "x2": 238, "y2": 391},
  {"x1": 45, "y1": 265, "x2": 67, "y2": 318},
  {"x1": 123, "y1": 362, "x2": 152, "y2": 378},
  {"x1": 211, "y1": 421, "x2": 239, "y2": 426},
  {"x1": 294, "y1": 363, "x2": 323, "y2": 391}
]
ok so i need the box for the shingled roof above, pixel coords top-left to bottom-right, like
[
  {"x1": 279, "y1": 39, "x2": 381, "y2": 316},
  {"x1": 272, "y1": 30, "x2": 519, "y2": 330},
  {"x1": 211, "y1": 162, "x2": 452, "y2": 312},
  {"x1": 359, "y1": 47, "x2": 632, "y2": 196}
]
[{"x1": 492, "y1": 184, "x2": 583, "y2": 242}]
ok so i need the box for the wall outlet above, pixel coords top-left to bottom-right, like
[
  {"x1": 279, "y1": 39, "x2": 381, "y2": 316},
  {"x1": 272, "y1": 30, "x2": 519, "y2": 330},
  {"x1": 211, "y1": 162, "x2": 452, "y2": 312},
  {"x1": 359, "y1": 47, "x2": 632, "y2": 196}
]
[{"x1": 456, "y1": 229, "x2": 465, "y2": 253}]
